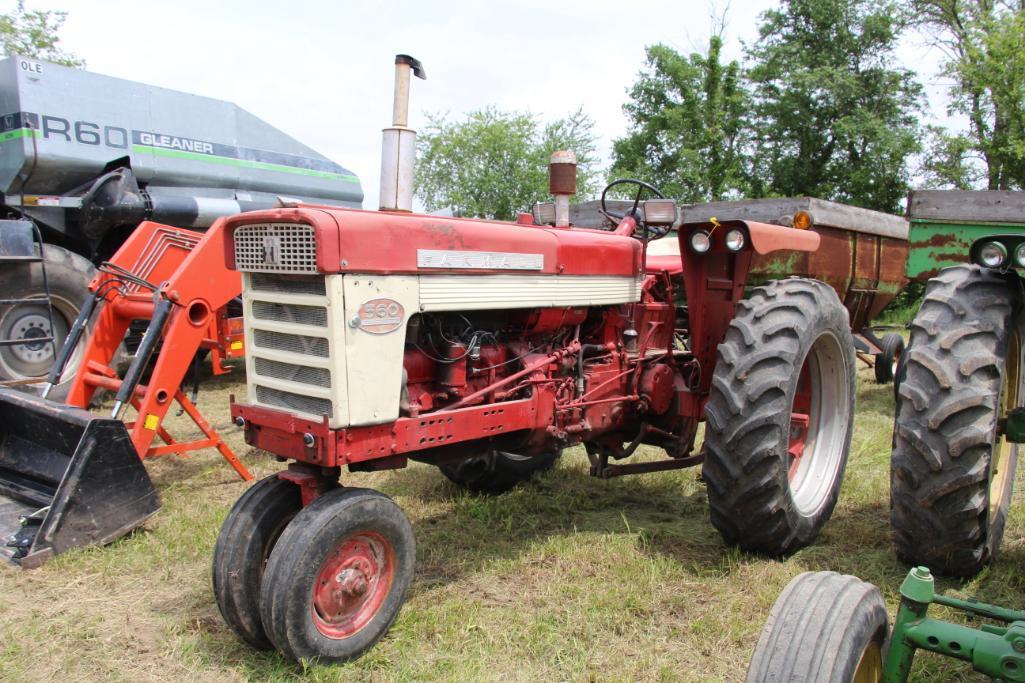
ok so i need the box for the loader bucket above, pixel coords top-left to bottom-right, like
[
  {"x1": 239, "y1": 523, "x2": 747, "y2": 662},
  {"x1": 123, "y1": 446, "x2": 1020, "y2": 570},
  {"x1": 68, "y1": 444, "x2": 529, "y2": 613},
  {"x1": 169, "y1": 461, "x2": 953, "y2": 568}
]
[{"x1": 0, "y1": 387, "x2": 159, "y2": 568}]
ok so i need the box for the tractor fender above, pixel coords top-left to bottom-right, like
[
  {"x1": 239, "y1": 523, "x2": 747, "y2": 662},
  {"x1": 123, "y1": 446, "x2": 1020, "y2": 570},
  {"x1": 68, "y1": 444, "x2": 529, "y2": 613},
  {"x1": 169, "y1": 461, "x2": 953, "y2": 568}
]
[{"x1": 745, "y1": 220, "x2": 821, "y2": 254}]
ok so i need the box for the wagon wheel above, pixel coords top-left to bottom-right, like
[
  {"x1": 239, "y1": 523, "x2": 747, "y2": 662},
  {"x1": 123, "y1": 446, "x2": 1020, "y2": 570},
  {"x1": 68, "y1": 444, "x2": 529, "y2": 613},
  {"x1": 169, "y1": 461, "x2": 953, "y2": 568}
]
[
  {"x1": 703, "y1": 278, "x2": 856, "y2": 556},
  {"x1": 213, "y1": 474, "x2": 302, "y2": 649},
  {"x1": 747, "y1": 571, "x2": 888, "y2": 682},
  {"x1": 259, "y1": 487, "x2": 415, "y2": 662},
  {"x1": 892, "y1": 264, "x2": 1023, "y2": 576},
  {"x1": 873, "y1": 332, "x2": 905, "y2": 384}
]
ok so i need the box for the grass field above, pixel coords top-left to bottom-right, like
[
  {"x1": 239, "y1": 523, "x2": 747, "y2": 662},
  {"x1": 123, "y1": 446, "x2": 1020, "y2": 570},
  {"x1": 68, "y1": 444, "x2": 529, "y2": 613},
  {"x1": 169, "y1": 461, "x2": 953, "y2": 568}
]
[{"x1": 0, "y1": 359, "x2": 1019, "y2": 682}]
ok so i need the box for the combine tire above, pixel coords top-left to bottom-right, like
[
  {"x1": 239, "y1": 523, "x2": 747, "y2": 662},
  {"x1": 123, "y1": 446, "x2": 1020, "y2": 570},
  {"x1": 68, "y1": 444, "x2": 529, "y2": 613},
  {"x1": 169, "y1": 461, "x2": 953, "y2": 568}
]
[
  {"x1": 873, "y1": 333, "x2": 905, "y2": 384},
  {"x1": 746, "y1": 571, "x2": 888, "y2": 683},
  {"x1": 259, "y1": 487, "x2": 415, "y2": 663},
  {"x1": 213, "y1": 475, "x2": 302, "y2": 649},
  {"x1": 891, "y1": 265, "x2": 1022, "y2": 577},
  {"x1": 703, "y1": 278, "x2": 856, "y2": 556},
  {"x1": 0, "y1": 244, "x2": 95, "y2": 399},
  {"x1": 439, "y1": 448, "x2": 560, "y2": 494}
]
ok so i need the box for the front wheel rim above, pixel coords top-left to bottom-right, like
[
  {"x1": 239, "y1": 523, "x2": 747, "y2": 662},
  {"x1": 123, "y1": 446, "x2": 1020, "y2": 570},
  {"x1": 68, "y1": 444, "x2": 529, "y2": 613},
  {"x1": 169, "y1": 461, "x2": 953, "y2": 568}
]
[
  {"x1": 787, "y1": 330, "x2": 851, "y2": 516},
  {"x1": 311, "y1": 531, "x2": 396, "y2": 639},
  {"x1": 853, "y1": 640, "x2": 883, "y2": 683}
]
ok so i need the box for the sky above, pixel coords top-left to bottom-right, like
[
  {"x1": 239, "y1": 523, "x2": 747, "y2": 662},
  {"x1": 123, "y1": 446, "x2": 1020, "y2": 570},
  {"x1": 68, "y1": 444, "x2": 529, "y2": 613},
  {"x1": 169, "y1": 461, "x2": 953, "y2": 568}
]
[{"x1": 8, "y1": 0, "x2": 950, "y2": 208}]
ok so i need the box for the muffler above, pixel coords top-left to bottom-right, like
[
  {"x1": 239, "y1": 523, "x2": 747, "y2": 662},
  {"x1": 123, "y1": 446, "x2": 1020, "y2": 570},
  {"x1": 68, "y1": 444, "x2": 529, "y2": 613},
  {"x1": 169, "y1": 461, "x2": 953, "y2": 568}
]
[{"x1": 0, "y1": 387, "x2": 159, "y2": 568}]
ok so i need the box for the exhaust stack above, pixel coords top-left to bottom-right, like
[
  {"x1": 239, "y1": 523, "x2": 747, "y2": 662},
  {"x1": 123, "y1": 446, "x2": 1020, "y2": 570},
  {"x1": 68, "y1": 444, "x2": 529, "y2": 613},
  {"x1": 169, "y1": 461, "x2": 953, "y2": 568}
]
[
  {"x1": 549, "y1": 150, "x2": 577, "y2": 227},
  {"x1": 380, "y1": 54, "x2": 426, "y2": 212}
]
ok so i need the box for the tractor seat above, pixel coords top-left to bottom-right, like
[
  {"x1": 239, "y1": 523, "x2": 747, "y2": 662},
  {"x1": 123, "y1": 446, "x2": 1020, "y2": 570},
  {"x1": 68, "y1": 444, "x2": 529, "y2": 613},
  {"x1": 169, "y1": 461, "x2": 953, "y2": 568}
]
[{"x1": 644, "y1": 255, "x2": 684, "y2": 276}]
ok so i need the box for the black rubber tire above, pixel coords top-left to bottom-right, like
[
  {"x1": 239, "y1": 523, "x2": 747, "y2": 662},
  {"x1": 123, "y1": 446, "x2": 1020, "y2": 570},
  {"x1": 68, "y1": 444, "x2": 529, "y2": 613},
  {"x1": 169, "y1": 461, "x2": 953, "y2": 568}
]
[
  {"x1": 891, "y1": 265, "x2": 1022, "y2": 577},
  {"x1": 439, "y1": 448, "x2": 561, "y2": 494},
  {"x1": 703, "y1": 278, "x2": 856, "y2": 556},
  {"x1": 0, "y1": 243, "x2": 95, "y2": 399},
  {"x1": 259, "y1": 487, "x2": 415, "y2": 663},
  {"x1": 212, "y1": 474, "x2": 302, "y2": 650},
  {"x1": 746, "y1": 571, "x2": 888, "y2": 683},
  {"x1": 873, "y1": 333, "x2": 905, "y2": 384}
]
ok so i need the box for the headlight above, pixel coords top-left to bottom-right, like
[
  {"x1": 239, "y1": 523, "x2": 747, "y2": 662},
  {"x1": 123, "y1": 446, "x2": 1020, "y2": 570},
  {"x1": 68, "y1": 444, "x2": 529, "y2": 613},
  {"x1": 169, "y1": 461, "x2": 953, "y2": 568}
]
[
  {"x1": 725, "y1": 228, "x2": 745, "y2": 252},
  {"x1": 532, "y1": 202, "x2": 555, "y2": 226},
  {"x1": 641, "y1": 198, "x2": 678, "y2": 225},
  {"x1": 689, "y1": 230, "x2": 711, "y2": 253},
  {"x1": 978, "y1": 241, "x2": 1008, "y2": 268},
  {"x1": 1015, "y1": 243, "x2": 1025, "y2": 268}
]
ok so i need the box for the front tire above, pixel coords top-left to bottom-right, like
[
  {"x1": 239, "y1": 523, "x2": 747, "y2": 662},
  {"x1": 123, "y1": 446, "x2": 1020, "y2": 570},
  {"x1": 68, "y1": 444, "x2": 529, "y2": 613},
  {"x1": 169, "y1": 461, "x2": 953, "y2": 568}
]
[
  {"x1": 439, "y1": 448, "x2": 561, "y2": 494},
  {"x1": 891, "y1": 265, "x2": 1022, "y2": 577},
  {"x1": 259, "y1": 488, "x2": 415, "y2": 663},
  {"x1": 213, "y1": 475, "x2": 302, "y2": 649},
  {"x1": 703, "y1": 278, "x2": 856, "y2": 556},
  {"x1": 746, "y1": 571, "x2": 888, "y2": 683}
]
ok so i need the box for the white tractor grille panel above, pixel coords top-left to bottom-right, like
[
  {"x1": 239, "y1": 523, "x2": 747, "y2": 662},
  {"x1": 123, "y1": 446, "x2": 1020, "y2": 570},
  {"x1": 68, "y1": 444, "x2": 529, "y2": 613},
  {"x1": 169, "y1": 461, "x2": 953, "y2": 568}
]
[
  {"x1": 243, "y1": 272, "x2": 337, "y2": 421},
  {"x1": 234, "y1": 223, "x2": 318, "y2": 273}
]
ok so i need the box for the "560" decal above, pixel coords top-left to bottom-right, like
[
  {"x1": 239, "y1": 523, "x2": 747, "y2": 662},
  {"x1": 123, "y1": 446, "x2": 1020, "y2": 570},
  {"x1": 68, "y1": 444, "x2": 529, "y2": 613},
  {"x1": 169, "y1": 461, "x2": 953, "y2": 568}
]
[{"x1": 353, "y1": 298, "x2": 404, "y2": 334}]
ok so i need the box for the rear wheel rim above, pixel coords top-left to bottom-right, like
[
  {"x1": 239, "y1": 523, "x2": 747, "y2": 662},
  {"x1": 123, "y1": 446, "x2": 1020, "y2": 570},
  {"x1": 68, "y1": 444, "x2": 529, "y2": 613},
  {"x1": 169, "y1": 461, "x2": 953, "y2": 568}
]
[
  {"x1": 992, "y1": 329, "x2": 1022, "y2": 521},
  {"x1": 853, "y1": 640, "x2": 883, "y2": 683},
  {"x1": 787, "y1": 330, "x2": 850, "y2": 516},
  {"x1": 311, "y1": 531, "x2": 395, "y2": 639}
]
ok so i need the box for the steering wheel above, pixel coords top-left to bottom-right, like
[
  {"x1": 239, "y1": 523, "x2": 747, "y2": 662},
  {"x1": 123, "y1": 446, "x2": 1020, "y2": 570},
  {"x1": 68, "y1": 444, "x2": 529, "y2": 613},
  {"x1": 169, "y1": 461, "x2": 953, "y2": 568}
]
[{"x1": 599, "y1": 178, "x2": 671, "y2": 240}]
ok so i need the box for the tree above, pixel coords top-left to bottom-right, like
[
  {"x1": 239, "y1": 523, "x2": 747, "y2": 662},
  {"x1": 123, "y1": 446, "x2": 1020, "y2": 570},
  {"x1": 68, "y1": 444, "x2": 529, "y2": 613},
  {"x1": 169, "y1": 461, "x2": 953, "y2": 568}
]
[
  {"x1": 415, "y1": 106, "x2": 599, "y2": 220},
  {"x1": 0, "y1": 1, "x2": 82, "y2": 67},
  {"x1": 611, "y1": 37, "x2": 751, "y2": 202},
  {"x1": 915, "y1": 1, "x2": 1025, "y2": 190},
  {"x1": 747, "y1": 0, "x2": 922, "y2": 212}
]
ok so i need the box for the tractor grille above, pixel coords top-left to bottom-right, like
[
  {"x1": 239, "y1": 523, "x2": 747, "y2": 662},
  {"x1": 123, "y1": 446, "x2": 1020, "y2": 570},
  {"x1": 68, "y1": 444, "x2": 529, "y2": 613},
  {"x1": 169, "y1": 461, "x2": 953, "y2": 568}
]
[
  {"x1": 234, "y1": 223, "x2": 318, "y2": 273},
  {"x1": 251, "y1": 300, "x2": 327, "y2": 327},
  {"x1": 254, "y1": 357, "x2": 331, "y2": 388},
  {"x1": 256, "y1": 386, "x2": 333, "y2": 418},
  {"x1": 253, "y1": 329, "x2": 329, "y2": 357},
  {"x1": 243, "y1": 271, "x2": 336, "y2": 422},
  {"x1": 250, "y1": 272, "x2": 326, "y2": 295}
]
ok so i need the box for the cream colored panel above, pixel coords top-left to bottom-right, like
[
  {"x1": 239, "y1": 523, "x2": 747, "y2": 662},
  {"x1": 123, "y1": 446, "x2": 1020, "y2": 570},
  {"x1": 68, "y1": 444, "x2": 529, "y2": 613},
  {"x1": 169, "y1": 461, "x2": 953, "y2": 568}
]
[
  {"x1": 324, "y1": 274, "x2": 350, "y2": 428},
  {"x1": 342, "y1": 275, "x2": 420, "y2": 426},
  {"x1": 418, "y1": 274, "x2": 642, "y2": 311}
]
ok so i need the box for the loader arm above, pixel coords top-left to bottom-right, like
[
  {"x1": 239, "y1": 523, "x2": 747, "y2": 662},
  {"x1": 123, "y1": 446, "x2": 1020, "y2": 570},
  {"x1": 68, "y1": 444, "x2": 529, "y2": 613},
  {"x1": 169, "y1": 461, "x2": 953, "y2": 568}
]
[{"x1": 64, "y1": 219, "x2": 250, "y2": 477}]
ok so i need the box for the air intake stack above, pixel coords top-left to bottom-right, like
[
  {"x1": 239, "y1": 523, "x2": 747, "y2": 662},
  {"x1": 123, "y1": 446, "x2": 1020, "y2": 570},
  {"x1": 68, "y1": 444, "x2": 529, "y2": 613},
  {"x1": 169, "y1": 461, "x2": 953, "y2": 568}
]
[{"x1": 379, "y1": 54, "x2": 426, "y2": 212}]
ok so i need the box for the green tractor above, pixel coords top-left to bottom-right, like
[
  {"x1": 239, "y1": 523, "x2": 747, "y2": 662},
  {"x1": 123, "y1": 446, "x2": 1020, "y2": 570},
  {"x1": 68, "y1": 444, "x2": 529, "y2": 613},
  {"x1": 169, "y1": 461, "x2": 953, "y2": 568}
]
[{"x1": 747, "y1": 191, "x2": 1025, "y2": 682}]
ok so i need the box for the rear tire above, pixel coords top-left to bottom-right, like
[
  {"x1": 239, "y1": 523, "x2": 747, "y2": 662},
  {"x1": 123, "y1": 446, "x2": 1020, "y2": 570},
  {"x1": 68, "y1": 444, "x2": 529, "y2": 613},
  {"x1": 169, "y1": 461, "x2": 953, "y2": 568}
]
[
  {"x1": 891, "y1": 265, "x2": 1022, "y2": 577},
  {"x1": 439, "y1": 448, "x2": 560, "y2": 494},
  {"x1": 703, "y1": 278, "x2": 856, "y2": 556},
  {"x1": 213, "y1": 475, "x2": 302, "y2": 649},
  {"x1": 259, "y1": 487, "x2": 415, "y2": 663},
  {"x1": 0, "y1": 244, "x2": 95, "y2": 400},
  {"x1": 746, "y1": 571, "x2": 888, "y2": 683},
  {"x1": 874, "y1": 333, "x2": 904, "y2": 384}
]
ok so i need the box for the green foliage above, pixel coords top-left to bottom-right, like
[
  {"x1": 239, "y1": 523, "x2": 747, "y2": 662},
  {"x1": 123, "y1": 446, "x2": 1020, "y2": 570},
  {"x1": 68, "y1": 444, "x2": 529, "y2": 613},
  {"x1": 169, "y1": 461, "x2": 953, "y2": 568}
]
[
  {"x1": 611, "y1": 37, "x2": 751, "y2": 202},
  {"x1": 0, "y1": 1, "x2": 82, "y2": 67},
  {"x1": 916, "y1": 1, "x2": 1025, "y2": 190},
  {"x1": 415, "y1": 106, "x2": 599, "y2": 220},
  {"x1": 747, "y1": 0, "x2": 923, "y2": 213}
]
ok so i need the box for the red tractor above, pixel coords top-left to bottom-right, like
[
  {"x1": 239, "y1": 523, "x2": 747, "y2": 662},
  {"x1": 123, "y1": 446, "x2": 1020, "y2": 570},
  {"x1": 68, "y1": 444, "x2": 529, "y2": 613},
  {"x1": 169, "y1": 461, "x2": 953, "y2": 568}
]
[
  {"x1": 209, "y1": 55, "x2": 859, "y2": 663},
  {"x1": 212, "y1": 175, "x2": 860, "y2": 662}
]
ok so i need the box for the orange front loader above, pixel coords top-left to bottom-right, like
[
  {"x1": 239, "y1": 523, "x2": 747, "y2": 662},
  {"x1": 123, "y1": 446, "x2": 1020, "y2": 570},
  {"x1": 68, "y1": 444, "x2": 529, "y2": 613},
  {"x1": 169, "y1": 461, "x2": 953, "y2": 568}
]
[{"x1": 0, "y1": 219, "x2": 250, "y2": 567}]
